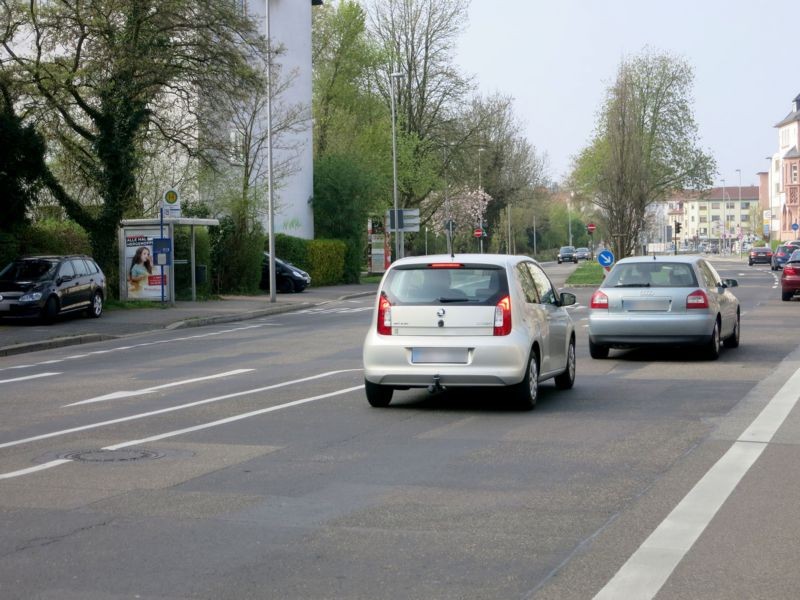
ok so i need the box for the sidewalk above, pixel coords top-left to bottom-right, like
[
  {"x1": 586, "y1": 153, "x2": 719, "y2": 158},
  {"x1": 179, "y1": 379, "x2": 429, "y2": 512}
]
[{"x1": 0, "y1": 283, "x2": 378, "y2": 357}]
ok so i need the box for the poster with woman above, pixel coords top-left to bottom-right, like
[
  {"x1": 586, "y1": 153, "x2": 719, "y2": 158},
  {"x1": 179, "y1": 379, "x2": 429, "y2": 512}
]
[{"x1": 124, "y1": 228, "x2": 168, "y2": 300}]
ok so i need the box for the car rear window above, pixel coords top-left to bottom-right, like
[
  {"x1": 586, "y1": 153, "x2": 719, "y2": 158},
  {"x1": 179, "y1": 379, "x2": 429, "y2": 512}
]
[
  {"x1": 381, "y1": 264, "x2": 508, "y2": 305},
  {"x1": 604, "y1": 262, "x2": 698, "y2": 288}
]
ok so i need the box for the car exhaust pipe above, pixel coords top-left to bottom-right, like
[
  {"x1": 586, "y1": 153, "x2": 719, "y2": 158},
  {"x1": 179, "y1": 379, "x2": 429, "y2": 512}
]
[{"x1": 427, "y1": 375, "x2": 444, "y2": 394}]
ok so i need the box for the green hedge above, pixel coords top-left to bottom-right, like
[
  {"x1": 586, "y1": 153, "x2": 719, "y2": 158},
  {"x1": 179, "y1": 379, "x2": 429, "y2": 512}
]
[
  {"x1": 0, "y1": 220, "x2": 91, "y2": 268},
  {"x1": 271, "y1": 234, "x2": 347, "y2": 286}
]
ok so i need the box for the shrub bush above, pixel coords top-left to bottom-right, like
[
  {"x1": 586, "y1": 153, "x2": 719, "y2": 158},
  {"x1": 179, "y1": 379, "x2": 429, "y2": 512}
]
[
  {"x1": 209, "y1": 216, "x2": 265, "y2": 294},
  {"x1": 306, "y1": 239, "x2": 347, "y2": 286}
]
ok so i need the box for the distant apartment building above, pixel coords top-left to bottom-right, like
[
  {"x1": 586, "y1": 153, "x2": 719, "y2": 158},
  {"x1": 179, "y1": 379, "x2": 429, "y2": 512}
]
[
  {"x1": 760, "y1": 93, "x2": 800, "y2": 243},
  {"x1": 655, "y1": 186, "x2": 760, "y2": 247}
]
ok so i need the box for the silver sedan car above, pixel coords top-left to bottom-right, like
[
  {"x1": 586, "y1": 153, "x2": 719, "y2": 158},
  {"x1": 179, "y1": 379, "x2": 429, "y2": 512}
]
[
  {"x1": 588, "y1": 255, "x2": 740, "y2": 360},
  {"x1": 363, "y1": 254, "x2": 577, "y2": 409}
]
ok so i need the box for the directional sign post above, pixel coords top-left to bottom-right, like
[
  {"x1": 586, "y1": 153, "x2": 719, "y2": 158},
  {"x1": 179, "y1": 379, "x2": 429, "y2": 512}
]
[
  {"x1": 586, "y1": 223, "x2": 596, "y2": 259},
  {"x1": 597, "y1": 249, "x2": 615, "y2": 273}
]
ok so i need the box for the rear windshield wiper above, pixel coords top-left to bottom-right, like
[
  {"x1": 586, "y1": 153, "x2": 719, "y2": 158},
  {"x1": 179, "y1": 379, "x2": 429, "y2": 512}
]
[
  {"x1": 438, "y1": 297, "x2": 469, "y2": 302},
  {"x1": 613, "y1": 283, "x2": 651, "y2": 288}
]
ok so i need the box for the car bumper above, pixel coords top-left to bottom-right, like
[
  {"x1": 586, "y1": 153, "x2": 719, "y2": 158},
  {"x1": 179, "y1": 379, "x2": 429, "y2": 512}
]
[
  {"x1": 363, "y1": 331, "x2": 530, "y2": 387},
  {"x1": 589, "y1": 312, "x2": 715, "y2": 346},
  {"x1": 0, "y1": 300, "x2": 44, "y2": 317},
  {"x1": 781, "y1": 275, "x2": 800, "y2": 295}
]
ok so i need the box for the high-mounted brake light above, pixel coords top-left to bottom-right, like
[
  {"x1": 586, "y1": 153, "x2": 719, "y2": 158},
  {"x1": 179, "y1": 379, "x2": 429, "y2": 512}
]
[
  {"x1": 429, "y1": 263, "x2": 464, "y2": 269},
  {"x1": 686, "y1": 289, "x2": 709, "y2": 309},
  {"x1": 377, "y1": 292, "x2": 392, "y2": 335},
  {"x1": 590, "y1": 290, "x2": 609, "y2": 309},
  {"x1": 493, "y1": 295, "x2": 512, "y2": 336}
]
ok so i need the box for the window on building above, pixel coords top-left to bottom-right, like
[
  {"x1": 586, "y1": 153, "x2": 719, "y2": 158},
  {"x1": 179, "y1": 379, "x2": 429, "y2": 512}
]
[
  {"x1": 727, "y1": 214, "x2": 735, "y2": 222},
  {"x1": 711, "y1": 215, "x2": 720, "y2": 222},
  {"x1": 792, "y1": 163, "x2": 798, "y2": 184},
  {"x1": 726, "y1": 202, "x2": 735, "y2": 210},
  {"x1": 712, "y1": 202, "x2": 720, "y2": 210},
  {"x1": 699, "y1": 216, "x2": 707, "y2": 223},
  {"x1": 741, "y1": 215, "x2": 750, "y2": 222},
  {"x1": 741, "y1": 202, "x2": 750, "y2": 210},
  {"x1": 699, "y1": 205, "x2": 707, "y2": 211}
]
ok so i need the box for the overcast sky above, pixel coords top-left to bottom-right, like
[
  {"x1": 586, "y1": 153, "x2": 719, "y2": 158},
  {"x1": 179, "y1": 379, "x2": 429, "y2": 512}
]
[{"x1": 455, "y1": 0, "x2": 798, "y2": 189}]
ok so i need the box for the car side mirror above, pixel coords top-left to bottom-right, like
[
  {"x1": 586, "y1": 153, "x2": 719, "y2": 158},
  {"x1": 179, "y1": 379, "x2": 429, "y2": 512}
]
[
  {"x1": 560, "y1": 291, "x2": 577, "y2": 306},
  {"x1": 723, "y1": 279, "x2": 738, "y2": 288}
]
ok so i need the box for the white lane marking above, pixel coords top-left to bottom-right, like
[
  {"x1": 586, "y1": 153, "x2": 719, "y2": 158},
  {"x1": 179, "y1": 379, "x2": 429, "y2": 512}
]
[
  {"x1": 0, "y1": 459, "x2": 72, "y2": 480},
  {"x1": 105, "y1": 385, "x2": 364, "y2": 450},
  {"x1": 0, "y1": 372, "x2": 61, "y2": 385},
  {"x1": 0, "y1": 324, "x2": 268, "y2": 374},
  {"x1": 594, "y1": 364, "x2": 800, "y2": 599},
  {"x1": 0, "y1": 384, "x2": 364, "y2": 480},
  {"x1": 292, "y1": 306, "x2": 372, "y2": 315},
  {"x1": 63, "y1": 369, "x2": 255, "y2": 407},
  {"x1": 0, "y1": 369, "x2": 361, "y2": 451}
]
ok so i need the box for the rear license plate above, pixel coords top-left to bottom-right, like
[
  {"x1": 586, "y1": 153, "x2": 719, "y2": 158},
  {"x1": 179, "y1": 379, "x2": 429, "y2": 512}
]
[{"x1": 411, "y1": 347, "x2": 468, "y2": 364}]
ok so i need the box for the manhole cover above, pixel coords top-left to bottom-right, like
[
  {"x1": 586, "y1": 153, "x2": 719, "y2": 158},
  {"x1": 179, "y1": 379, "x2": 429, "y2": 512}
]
[{"x1": 62, "y1": 448, "x2": 165, "y2": 463}]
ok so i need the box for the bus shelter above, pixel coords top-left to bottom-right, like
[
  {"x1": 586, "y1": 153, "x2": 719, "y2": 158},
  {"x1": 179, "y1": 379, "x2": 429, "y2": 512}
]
[{"x1": 118, "y1": 217, "x2": 219, "y2": 303}]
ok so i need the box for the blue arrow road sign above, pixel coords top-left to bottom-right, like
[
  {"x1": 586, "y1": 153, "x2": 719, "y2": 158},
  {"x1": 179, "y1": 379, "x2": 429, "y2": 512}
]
[
  {"x1": 792, "y1": 223, "x2": 799, "y2": 232},
  {"x1": 597, "y1": 249, "x2": 615, "y2": 267}
]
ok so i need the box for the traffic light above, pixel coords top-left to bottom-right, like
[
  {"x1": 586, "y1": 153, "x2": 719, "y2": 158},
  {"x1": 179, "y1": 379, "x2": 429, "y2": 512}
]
[{"x1": 675, "y1": 222, "x2": 682, "y2": 234}]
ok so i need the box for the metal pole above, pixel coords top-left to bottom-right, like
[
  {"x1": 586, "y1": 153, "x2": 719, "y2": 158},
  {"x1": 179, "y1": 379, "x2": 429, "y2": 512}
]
[
  {"x1": 266, "y1": 0, "x2": 276, "y2": 302},
  {"x1": 478, "y1": 148, "x2": 484, "y2": 254},
  {"x1": 568, "y1": 192, "x2": 573, "y2": 246},
  {"x1": 390, "y1": 72, "x2": 402, "y2": 261},
  {"x1": 720, "y1": 178, "x2": 725, "y2": 254},
  {"x1": 736, "y1": 168, "x2": 742, "y2": 254}
]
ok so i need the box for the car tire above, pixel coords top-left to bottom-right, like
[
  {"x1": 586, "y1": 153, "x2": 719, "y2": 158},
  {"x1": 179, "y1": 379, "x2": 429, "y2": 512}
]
[
  {"x1": 782, "y1": 290, "x2": 793, "y2": 301},
  {"x1": 723, "y1": 312, "x2": 740, "y2": 348},
  {"x1": 365, "y1": 380, "x2": 393, "y2": 407},
  {"x1": 511, "y1": 348, "x2": 539, "y2": 410},
  {"x1": 748, "y1": 261, "x2": 753, "y2": 266},
  {"x1": 277, "y1": 278, "x2": 293, "y2": 294},
  {"x1": 554, "y1": 338, "x2": 576, "y2": 390},
  {"x1": 705, "y1": 319, "x2": 721, "y2": 360},
  {"x1": 589, "y1": 339, "x2": 609, "y2": 359},
  {"x1": 86, "y1": 291, "x2": 103, "y2": 318},
  {"x1": 40, "y1": 296, "x2": 59, "y2": 323}
]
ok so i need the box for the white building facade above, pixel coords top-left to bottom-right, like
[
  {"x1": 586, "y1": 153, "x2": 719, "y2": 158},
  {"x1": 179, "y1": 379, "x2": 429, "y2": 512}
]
[
  {"x1": 248, "y1": 0, "x2": 320, "y2": 240},
  {"x1": 764, "y1": 94, "x2": 800, "y2": 243}
]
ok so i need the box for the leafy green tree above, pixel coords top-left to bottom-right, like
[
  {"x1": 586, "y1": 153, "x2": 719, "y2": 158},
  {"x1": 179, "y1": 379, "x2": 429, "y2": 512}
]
[
  {"x1": 571, "y1": 49, "x2": 715, "y2": 258},
  {"x1": 0, "y1": 75, "x2": 46, "y2": 233},
  {"x1": 1, "y1": 0, "x2": 265, "y2": 291}
]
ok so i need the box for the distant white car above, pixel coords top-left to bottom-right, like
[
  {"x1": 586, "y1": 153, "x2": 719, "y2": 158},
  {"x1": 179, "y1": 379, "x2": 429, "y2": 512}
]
[{"x1": 362, "y1": 254, "x2": 577, "y2": 409}]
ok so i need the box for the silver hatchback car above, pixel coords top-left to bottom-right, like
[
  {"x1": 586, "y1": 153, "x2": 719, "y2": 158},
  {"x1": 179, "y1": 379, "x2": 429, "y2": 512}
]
[
  {"x1": 588, "y1": 255, "x2": 740, "y2": 360},
  {"x1": 362, "y1": 254, "x2": 577, "y2": 409}
]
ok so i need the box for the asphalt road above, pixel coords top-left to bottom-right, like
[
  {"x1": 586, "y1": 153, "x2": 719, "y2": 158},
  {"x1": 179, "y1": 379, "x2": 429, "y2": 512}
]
[{"x1": 0, "y1": 259, "x2": 798, "y2": 599}]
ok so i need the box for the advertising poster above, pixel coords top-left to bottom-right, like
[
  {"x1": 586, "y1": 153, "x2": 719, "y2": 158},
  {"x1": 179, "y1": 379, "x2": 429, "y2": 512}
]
[{"x1": 124, "y1": 228, "x2": 168, "y2": 300}]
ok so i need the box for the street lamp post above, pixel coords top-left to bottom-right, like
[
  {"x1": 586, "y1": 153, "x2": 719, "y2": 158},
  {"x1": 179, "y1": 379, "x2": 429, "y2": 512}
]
[
  {"x1": 389, "y1": 71, "x2": 403, "y2": 261},
  {"x1": 721, "y1": 178, "x2": 726, "y2": 253},
  {"x1": 736, "y1": 168, "x2": 742, "y2": 253},
  {"x1": 568, "y1": 192, "x2": 574, "y2": 247},
  {"x1": 265, "y1": 0, "x2": 276, "y2": 303}
]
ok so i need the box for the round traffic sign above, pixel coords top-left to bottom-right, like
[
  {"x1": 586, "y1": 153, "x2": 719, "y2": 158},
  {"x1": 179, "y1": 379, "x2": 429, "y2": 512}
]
[
  {"x1": 587, "y1": 223, "x2": 596, "y2": 234},
  {"x1": 473, "y1": 228, "x2": 483, "y2": 238},
  {"x1": 597, "y1": 249, "x2": 614, "y2": 267},
  {"x1": 793, "y1": 223, "x2": 799, "y2": 232}
]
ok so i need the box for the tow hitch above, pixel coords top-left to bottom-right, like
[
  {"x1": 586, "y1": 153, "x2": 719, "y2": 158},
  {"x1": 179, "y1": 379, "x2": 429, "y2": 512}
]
[{"x1": 427, "y1": 375, "x2": 444, "y2": 394}]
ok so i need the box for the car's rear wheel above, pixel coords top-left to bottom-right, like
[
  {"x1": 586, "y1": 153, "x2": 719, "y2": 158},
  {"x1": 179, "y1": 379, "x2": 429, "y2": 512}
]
[
  {"x1": 511, "y1": 348, "x2": 539, "y2": 410},
  {"x1": 365, "y1": 380, "x2": 393, "y2": 407},
  {"x1": 40, "y1": 296, "x2": 59, "y2": 323},
  {"x1": 705, "y1": 319, "x2": 721, "y2": 360},
  {"x1": 554, "y1": 338, "x2": 576, "y2": 389},
  {"x1": 86, "y1": 291, "x2": 103, "y2": 318},
  {"x1": 589, "y1": 339, "x2": 609, "y2": 359},
  {"x1": 723, "y1": 312, "x2": 740, "y2": 348}
]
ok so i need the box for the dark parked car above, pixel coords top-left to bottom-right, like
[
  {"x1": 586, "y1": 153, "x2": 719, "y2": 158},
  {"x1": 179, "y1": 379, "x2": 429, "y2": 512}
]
[
  {"x1": 557, "y1": 246, "x2": 578, "y2": 264},
  {"x1": 0, "y1": 255, "x2": 106, "y2": 322},
  {"x1": 771, "y1": 245, "x2": 793, "y2": 270},
  {"x1": 260, "y1": 253, "x2": 311, "y2": 293},
  {"x1": 748, "y1": 247, "x2": 772, "y2": 266},
  {"x1": 781, "y1": 250, "x2": 800, "y2": 301}
]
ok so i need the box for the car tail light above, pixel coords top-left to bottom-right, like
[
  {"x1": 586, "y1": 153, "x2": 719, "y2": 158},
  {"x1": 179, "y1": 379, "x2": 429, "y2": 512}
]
[
  {"x1": 686, "y1": 289, "x2": 709, "y2": 309},
  {"x1": 767, "y1": 252, "x2": 773, "y2": 257},
  {"x1": 590, "y1": 290, "x2": 609, "y2": 309},
  {"x1": 377, "y1": 292, "x2": 392, "y2": 335},
  {"x1": 778, "y1": 251, "x2": 787, "y2": 257},
  {"x1": 784, "y1": 265, "x2": 798, "y2": 276},
  {"x1": 493, "y1": 295, "x2": 512, "y2": 336},
  {"x1": 749, "y1": 251, "x2": 756, "y2": 257}
]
